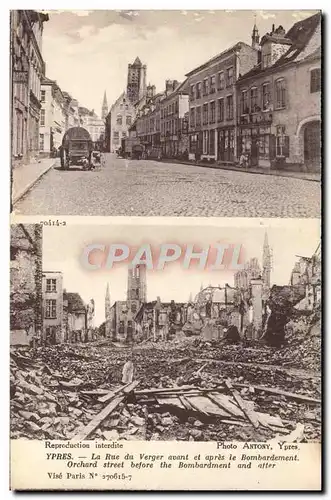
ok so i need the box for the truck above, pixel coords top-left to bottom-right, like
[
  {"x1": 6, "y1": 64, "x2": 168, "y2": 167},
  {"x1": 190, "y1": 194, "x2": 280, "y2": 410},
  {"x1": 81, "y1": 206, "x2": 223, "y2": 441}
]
[
  {"x1": 60, "y1": 127, "x2": 93, "y2": 169},
  {"x1": 120, "y1": 138, "x2": 144, "y2": 160}
]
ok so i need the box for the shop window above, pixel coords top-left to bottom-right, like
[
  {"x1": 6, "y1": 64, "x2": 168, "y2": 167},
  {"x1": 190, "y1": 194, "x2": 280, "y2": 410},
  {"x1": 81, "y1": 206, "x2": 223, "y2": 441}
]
[
  {"x1": 259, "y1": 135, "x2": 270, "y2": 158},
  {"x1": 209, "y1": 130, "x2": 215, "y2": 154},
  {"x1": 275, "y1": 79, "x2": 286, "y2": 109},
  {"x1": 276, "y1": 125, "x2": 289, "y2": 157},
  {"x1": 310, "y1": 68, "x2": 321, "y2": 93},
  {"x1": 203, "y1": 130, "x2": 209, "y2": 155}
]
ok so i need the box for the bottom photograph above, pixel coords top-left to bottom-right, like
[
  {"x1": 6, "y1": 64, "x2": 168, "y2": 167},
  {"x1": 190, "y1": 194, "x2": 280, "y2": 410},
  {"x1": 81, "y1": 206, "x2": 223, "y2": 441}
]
[{"x1": 10, "y1": 220, "x2": 321, "y2": 446}]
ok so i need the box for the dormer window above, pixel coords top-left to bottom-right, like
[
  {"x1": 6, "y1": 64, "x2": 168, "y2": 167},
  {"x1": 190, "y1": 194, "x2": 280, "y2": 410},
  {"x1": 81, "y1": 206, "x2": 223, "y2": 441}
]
[{"x1": 263, "y1": 52, "x2": 272, "y2": 68}]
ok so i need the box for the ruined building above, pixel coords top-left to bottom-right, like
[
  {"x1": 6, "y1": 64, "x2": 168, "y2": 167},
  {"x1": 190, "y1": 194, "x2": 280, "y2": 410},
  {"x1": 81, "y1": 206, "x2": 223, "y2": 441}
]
[{"x1": 10, "y1": 224, "x2": 43, "y2": 345}]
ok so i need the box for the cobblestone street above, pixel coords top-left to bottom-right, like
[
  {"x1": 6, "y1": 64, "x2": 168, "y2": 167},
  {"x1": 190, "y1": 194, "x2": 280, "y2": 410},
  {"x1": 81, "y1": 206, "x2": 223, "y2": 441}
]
[{"x1": 13, "y1": 154, "x2": 321, "y2": 217}]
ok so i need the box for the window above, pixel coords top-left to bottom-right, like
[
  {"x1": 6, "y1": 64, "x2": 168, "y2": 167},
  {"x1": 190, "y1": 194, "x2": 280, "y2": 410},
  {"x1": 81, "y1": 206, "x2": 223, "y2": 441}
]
[
  {"x1": 226, "y1": 95, "x2": 233, "y2": 120},
  {"x1": 218, "y1": 72, "x2": 225, "y2": 90},
  {"x1": 209, "y1": 101, "x2": 216, "y2": 123},
  {"x1": 116, "y1": 114, "x2": 122, "y2": 125},
  {"x1": 275, "y1": 79, "x2": 286, "y2": 109},
  {"x1": 226, "y1": 67, "x2": 234, "y2": 87},
  {"x1": 203, "y1": 78, "x2": 209, "y2": 96},
  {"x1": 263, "y1": 52, "x2": 272, "y2": 68},
  {"x1": 113, "y1": 131, "x2": 119, "y2": 139},
  {"x1": 310, "y1": 68, "x2": 321, "y2": 93},
  {"x1": 209, "y1": 130, "x2": 215, "y2": 154},
  {"x1": 190, "y1": 107, "x2": 195, "y2": 128},
  {"x1": 262, "y1": 83, "x2": 271, "y2": 110},
  {"x1": 196, "y1": 82, "x2": 202, "y2": 99},
  {"x1": 210, "y1": 75, "x2": 216, "y2": 94},
  {"x1": 39, "y1": 133, "x2": 44, "y2": 151},
  {"x1": 46, "y1": 278, "x2": 57, "y2": 292},
  {"x1": 218, "y1": 98, "x2": 224, "y2": 122},
  {"x1": 203, "y1": 130, "x2": 209, "y2": 155},
  {"x1": 40, "y1": 90, "x2": 46, "y2": 103},
  {"x1": 241, "y1": 90, "x2": 249, "y2": 114},
  {"x1": 276, "y1": 125, "x2": 289, "y2": 157},
  {"x1": 203, "y1": 103, "x2": 208, "y2": 125},
  {"x1": 122, "y1": 131, "x2": 127, "y2": 138},
  {"x1": 250, "y1": 87, "x2": 259, "y2": 112},
  {"x1": 45, "y1": 299, "x2": 57, "y2": 319},
  {"x1": 196, "y1": 106, "x2": 201, "y2": 126},
  {"x1": 126, "y1": 115, "x2": 132, "y2": 126},
  {"x1": 259, "y1": 135, "x2": 270, "y2": 158},
  {"x1": 190, "y1": 84, "x2": 195, "y2": 100},
  {"x1": 40, "y1": 109, "x2": 45, "y2": 126}
]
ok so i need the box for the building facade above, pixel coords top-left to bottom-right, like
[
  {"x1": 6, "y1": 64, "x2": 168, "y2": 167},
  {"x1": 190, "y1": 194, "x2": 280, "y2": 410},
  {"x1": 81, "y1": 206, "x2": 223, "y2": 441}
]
[
  {"x1": 160, "y1": 80, "x2": 190, "y2": 158},
  {"x1": 236, "y1": 13, "x2": 321, "y2": 171},
  {"x1": 42, "y1": 271, "x2": 64, "y2": 344},
  {"x1": 10, "y1": 224, "x2": 43, "y2": 344},
  {"x1": 10, "y1": 10, "x2": 48, "y2": 164},
  {"x1": 186, "y1": 41, "x2": 258, "y2": 162},
  {"x1": 39, "y1": 77, "x2": 66, "y2": 156},
  {"x1": 105, "y1": 93, "x2": 136, "y2": 152},
  {"x1": 106, "y1": 265, "x2": 147, "y2": 341},
  {"x1": 64, "y1": 292, "x2": 87, "y2": 343}
]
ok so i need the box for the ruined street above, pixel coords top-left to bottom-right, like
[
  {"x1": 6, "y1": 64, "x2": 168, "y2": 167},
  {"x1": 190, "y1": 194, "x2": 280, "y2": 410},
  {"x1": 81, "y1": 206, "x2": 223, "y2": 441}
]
[
  {"x1": 10, "y1": 306, "x2": 321, "y2": 443},
  {"x1": 13, "y1": 154, "x2": 320, "y2": 217}
]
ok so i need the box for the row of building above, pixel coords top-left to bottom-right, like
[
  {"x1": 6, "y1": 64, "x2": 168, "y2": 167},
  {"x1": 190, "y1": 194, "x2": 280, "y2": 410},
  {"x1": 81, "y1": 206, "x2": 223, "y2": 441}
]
[
  {"x1": 11, "y1": 10, "x2": 106, "y2": 164},
  {"x1": 106, "y1": 13, "x2": 321, "y2": 171},
  {"x1": 10, "y1": 224, "x2": 96, "y2": 346}
]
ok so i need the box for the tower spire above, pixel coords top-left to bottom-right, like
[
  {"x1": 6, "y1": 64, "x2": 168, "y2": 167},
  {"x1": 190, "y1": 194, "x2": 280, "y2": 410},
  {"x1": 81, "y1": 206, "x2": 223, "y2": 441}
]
[
  {"x1": 101, "y1": 90, "x2": 108, "y2": 120},
  {"x1": 262, "y1": 232, "x2": 272, "y2": 292},
  {"x1": 251, "y1": 15, "x2": 260, "y2": 50}
]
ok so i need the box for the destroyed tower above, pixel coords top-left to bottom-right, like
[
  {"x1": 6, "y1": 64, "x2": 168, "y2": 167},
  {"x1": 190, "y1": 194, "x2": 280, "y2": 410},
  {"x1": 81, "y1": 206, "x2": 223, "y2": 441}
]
[
  {"x1": 262, "y1": 232, "x2": 272, "y2": 297},
  {"x1": 127, "y1": 264, "x2": 147, "y2": 303},
  {"x1": 105, "y1": 283, "x2": 111, "y2": 336}
]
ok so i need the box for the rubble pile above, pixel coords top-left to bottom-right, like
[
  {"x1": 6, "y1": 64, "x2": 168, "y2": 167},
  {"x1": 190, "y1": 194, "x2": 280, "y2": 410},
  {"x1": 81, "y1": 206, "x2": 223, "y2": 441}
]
[{"x1": 10, "y1": 324, "x2": 321, "y2": 442}]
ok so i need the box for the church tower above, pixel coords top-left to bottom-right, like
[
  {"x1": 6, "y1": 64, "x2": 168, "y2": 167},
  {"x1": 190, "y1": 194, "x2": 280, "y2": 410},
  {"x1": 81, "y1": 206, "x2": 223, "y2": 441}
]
[
  {"x1": 101, "y1": 91, "x2": 108, "y2": 120},
  {"x1": 127, "y1": 264, "x2": 147, "y2": 303},
  {"x1": 127, "y1": 57, "x2": 147, "y2": 104},
  {"x1": 251, "y1": 18, "x2": 260, "y2": 50},
  {"x1": 262, "y1": 232, "x2": 272, "y2": 291}
]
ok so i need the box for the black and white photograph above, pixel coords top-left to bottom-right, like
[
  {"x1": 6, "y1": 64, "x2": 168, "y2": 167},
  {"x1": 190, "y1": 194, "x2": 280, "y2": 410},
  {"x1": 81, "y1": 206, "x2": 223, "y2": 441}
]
[
  {"x1": 10, "y1": 9, "x2": 321, "y2": 217},
  {"x1": 10, "y1": 220, "x2": 321, "y2": 443}
]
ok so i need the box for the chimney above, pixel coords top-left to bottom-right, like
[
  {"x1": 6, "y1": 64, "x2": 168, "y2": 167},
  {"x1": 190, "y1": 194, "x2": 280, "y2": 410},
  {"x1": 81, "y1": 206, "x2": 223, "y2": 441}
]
[
  {"x1": 272, "y1": 23, "x2": 275, "y2": 33},
  {"x1": 165, "y1": 79, "x2": 173, "y2": 94}
]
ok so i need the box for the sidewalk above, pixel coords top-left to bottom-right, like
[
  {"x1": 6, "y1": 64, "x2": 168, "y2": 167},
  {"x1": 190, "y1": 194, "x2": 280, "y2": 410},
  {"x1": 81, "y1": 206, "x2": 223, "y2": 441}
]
[
  {"x1": 11, "y1": 157, "x2": 57, "y2": 206},
  {"x1": 158, "y1": 158, "x2": 321, "y2": 182}
]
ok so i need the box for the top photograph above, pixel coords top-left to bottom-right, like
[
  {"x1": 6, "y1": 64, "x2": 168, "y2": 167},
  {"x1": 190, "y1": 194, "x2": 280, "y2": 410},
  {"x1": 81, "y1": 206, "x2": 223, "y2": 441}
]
[{"x1": 10, "y1": 10, "x2": 321, "y2": 217}]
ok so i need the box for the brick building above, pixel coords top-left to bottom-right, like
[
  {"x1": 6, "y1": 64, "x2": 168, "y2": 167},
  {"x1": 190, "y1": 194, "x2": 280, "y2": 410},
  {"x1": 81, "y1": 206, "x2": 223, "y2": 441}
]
[
  {"x1": 236, "y1": 13, "x2": 321, "y2": 171},
  {"x1": 42, "y1": 271, "x2": 65, "y2": 344},
  {"x1": 10, "y1": 224, "x2": 43, "y2": 344},
  {"x1": 186, "y1": 41, "x2": 258, "y2": 162},
  {"x1": 135, "y1": 85, "x2": 163, "y2": 158},
  {"x1": 160, "y1": 79, "x2": 190, "y2": 158},
  {"x1": 39, "y1": 77, "x2": 66, "y2": 156},
  {"x1": 10, "y1": 10, "x2": 48, "y2": 164}
]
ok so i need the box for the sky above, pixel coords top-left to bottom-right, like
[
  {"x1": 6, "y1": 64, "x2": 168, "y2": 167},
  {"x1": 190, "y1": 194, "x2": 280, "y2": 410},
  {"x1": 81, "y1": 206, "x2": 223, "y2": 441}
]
[
  {"x1": 40, "y1": 9, "x2": 319, "y2": 115},
  {"x1": 42, "y1": 219, "x2": 320, "y2": 326}
]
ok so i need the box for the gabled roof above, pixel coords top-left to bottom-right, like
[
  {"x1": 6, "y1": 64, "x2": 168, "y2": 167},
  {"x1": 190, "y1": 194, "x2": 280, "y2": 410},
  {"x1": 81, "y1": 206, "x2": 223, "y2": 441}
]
[{"x1": 238, "y1": 12, "x2": 321, "y2": 82}]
